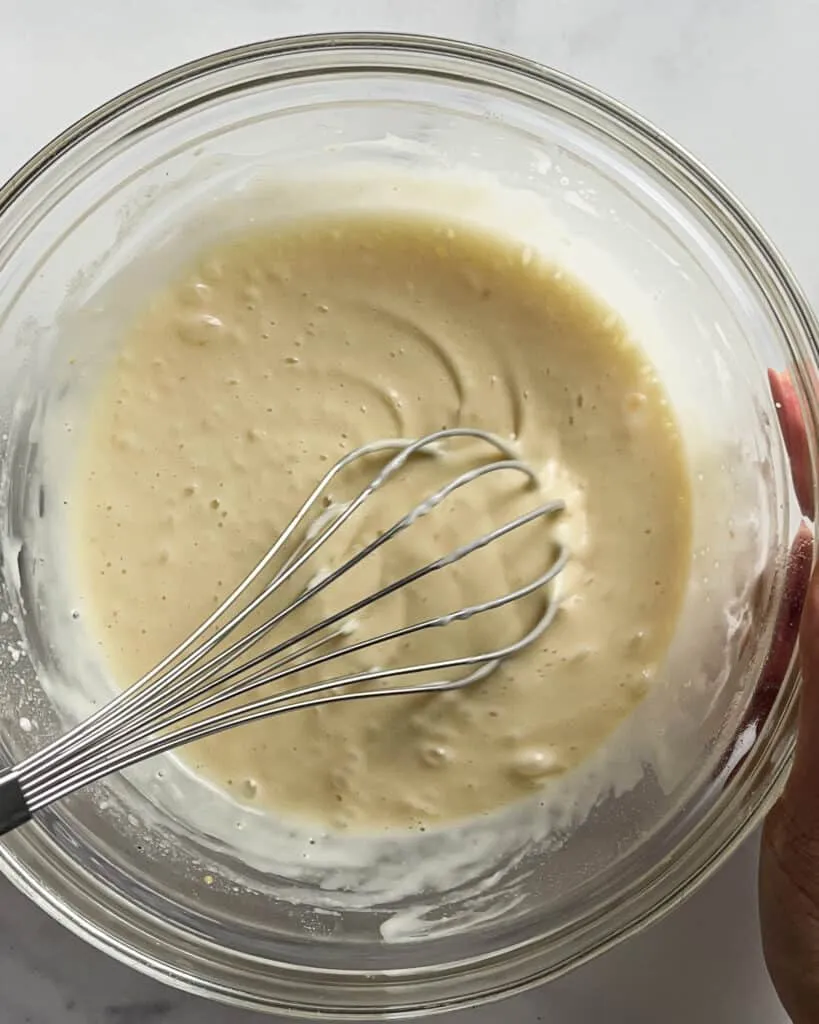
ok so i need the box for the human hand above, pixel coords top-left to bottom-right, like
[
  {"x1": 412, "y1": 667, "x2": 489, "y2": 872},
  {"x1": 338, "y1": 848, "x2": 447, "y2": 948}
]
[{"x1": 759, "y1": 369, "x2": 818, "y2": 1023}]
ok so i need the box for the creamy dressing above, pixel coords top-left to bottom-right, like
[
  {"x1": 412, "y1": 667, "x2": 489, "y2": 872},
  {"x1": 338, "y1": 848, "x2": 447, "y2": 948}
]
[{"x1": 69, "y1": 210, "x2": 692, "y2": 832}]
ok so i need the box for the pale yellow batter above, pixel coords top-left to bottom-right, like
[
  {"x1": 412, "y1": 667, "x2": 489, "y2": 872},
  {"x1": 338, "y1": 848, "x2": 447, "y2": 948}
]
[{"x1": 70, "y1": 210, "x2": 692, "y2": 831}]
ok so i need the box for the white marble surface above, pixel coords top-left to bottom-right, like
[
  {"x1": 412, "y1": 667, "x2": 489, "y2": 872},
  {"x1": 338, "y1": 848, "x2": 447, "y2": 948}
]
[{"x1": 0, "y1": 0, "x2": 814, "y2": 1020}]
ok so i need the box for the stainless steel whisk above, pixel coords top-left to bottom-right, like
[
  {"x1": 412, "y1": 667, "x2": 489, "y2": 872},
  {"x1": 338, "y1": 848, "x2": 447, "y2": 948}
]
[{"x1": 0, "y1": 428, "x2": 567, "y2": 836}]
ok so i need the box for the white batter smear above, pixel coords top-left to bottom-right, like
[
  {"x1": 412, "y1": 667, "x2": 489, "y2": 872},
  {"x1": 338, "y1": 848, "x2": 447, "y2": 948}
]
[{"x1": 69, "y1": 210, "x2": 692, "y2": 832}]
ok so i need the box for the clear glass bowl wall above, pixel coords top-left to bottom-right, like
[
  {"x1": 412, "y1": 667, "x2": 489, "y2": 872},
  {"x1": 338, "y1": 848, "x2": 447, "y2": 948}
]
[{"x1": 0, "y1": 34, "x2": 816, "y2": 1019}]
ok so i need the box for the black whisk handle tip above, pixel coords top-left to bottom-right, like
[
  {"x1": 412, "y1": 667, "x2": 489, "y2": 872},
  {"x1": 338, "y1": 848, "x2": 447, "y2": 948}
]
[{"x1": 0, "y1": 774, "x2": 31, "y2": 837}]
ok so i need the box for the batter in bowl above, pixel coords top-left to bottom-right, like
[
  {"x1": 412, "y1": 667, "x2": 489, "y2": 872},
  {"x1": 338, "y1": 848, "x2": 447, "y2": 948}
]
[{"x1": 69, "y1": 209, "x2": 692, "y2": 832}]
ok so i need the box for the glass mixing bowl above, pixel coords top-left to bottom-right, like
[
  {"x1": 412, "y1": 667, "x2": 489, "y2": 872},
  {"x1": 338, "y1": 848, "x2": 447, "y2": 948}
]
[{"x1": 0, "y1": 33, "x2": 817, "y2": 1020}]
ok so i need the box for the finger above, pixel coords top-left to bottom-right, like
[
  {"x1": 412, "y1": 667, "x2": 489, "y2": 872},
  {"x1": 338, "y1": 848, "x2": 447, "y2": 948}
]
[
  {"x1": 764, "y1": 369, "x2": 817, "y2": 822},
  {"x1": 720, "y1": 371, "x2": 813, "y2": 776},
  {"x1": 727, "y1": 526, "x2": 816, "y2": 777},
  {"x1": 769, "y1": 368, "x2": 815, "y2": 518}
]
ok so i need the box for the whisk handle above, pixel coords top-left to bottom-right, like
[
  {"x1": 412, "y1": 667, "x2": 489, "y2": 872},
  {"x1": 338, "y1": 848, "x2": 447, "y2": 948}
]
[{"x1": 0, "y1": 774, "x2": 31, "y2": 837}]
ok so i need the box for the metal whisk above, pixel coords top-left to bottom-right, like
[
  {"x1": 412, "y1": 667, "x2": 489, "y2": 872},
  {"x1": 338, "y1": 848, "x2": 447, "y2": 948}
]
[{"x1": 0, "y1": 428, "x2": 567, "y2": 837}]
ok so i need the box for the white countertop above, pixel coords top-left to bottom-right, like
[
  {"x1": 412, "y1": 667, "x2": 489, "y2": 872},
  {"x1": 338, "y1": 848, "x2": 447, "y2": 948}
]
[{"x1": 0, "y1": 1, "x2": 810, "y2": 1021}]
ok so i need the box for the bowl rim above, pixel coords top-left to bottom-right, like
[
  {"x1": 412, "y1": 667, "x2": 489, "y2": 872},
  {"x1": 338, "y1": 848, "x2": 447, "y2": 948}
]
[{"x1": 0, "y1": 30, "x2": 817, "y2": 1020}]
